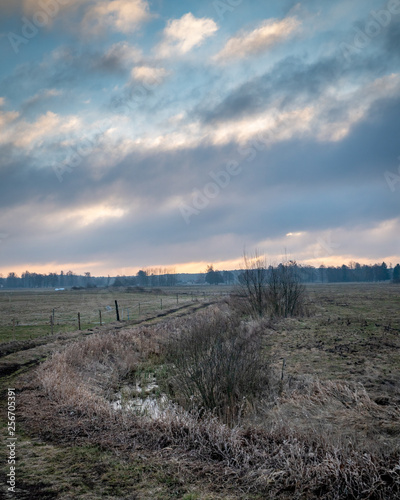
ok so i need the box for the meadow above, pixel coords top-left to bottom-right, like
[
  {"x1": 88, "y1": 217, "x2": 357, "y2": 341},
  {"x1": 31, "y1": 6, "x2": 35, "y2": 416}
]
[
  {"x1": 0, "y1": 283, "x2": 399, "y2": 499},
  {"x1": 0, "y1": 286, "x2": 227, "y2": 343}
]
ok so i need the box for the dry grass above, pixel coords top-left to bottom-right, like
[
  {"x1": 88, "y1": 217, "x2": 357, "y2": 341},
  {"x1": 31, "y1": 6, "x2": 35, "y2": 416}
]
[{"x1": 16, "y1": 300, "x2": 400, "y2": 499}]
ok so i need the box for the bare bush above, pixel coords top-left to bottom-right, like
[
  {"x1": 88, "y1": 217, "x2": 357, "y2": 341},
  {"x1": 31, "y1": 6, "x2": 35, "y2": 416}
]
[
  {"x1": 237, "y1": 251, "x2": 308, "y2": 318},
  {"x1": 237, "y1": 251, "x2": 269, "y2": 316},
  {"x1": 267, "y1": 261, "x2": 307, "y2": 318},
  {"x1": 163, "y1": 307, "x2": 271, "y2": 424}
]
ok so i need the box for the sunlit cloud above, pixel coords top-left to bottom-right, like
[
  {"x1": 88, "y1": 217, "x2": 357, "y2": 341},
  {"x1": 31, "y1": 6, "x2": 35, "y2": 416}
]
[
  {"x1": 214, "y1": 17, "x2": 300, "y2": 63},
  {"x1": 82, "y1": 0, "x2": 152, "y2": 35},
  {"x1": 157, "y1": 13, "x2": 218, "y2": 58},
  {"x1": 65, "y1": 205, "x2": 128, "y2": 227},
  {"x1": 0, "y1": 111, "x2": 81, "y2": 149},
  {"x1": 131, "y1": 66, "x2": 169, "y2": 85}
]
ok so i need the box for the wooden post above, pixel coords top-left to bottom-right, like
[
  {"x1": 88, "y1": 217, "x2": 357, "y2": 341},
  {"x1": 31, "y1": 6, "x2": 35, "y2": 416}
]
[
  {"x1": 176, "y1": 294, "x2": 178, "y2": 304},
  {"x1": 138, "y1": 302, "x2": 141, "y2": 316},
  {"x1": 160, "y1": 298, "x2": 163, "y2": 310},
  {"x1": 78, "y1": 312, "x2": 81, "y2": 330},
  {"x1": 279, "y1": 358, "x2": 286, "y2": 396},
  {"x1": 99, "y1": 310, "x2": 102, "y2": 326},
  {"x1": 12, "y1": 318, "x2": 15, "y2": 341},
  {"x1": 52, "y1": 308, "x2": 55, "y2": 322},
  {"x1": 50, "y1": 315, "x2": 53, "y2": 335},
  {"x1": 115, "y1": 300, "x2": 120, "y2": 321},
  {"x1": 127, "y1": 308, "x2": 130, "y2": 321}
]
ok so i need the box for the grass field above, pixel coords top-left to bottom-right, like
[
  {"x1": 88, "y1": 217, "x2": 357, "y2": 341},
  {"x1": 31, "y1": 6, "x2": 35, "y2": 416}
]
[
  {"x1": 0, "y1": 283, "x2": 399, "y2": 499},
  {"x1": 0, "y1": 286, "x2": 229, "y2": 343},
  {"x1": 273, "y1": 282, "x2": 400, "y2": 400}
]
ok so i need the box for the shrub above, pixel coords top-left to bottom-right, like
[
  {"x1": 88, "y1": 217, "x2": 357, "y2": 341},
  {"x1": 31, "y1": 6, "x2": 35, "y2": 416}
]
[
  {"x1": 163, "y1": 307, "x2": 270, "y2": 424},
  {"x1": 267, "y1": 261, "x2": 307, "y2": 318},
  {"x1": 237, "y1": 251, "x2": 308, "y2": 318}
]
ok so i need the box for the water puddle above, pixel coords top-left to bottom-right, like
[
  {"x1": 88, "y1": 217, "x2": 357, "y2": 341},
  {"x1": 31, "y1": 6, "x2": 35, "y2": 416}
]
[{"x1": 111, "y1": 377, "x2": 169, "y2": 418}]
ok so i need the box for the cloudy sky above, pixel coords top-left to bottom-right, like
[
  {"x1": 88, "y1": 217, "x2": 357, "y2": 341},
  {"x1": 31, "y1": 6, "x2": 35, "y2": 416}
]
[{"x1": 0, "y1": 0, "x2": 400, "y2": 276}]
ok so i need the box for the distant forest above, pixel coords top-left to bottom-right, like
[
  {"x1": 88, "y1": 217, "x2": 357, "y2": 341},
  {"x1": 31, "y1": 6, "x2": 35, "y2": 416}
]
[{"x1": 1, "y1": 261, "x2": 400, "y2": 289}]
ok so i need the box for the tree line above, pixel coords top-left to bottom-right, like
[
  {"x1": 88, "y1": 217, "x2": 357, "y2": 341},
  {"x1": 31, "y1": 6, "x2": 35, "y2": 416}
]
[{"x1": 0, "y1": 262, "x2": 399, "y2": 289}]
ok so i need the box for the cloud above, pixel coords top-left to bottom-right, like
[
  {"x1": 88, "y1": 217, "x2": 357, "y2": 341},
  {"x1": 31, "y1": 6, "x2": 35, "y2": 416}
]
[
  {"x1": 199, "y1": 25, "x2": 400, "y2": 129},
  {"x1": 0, "y1": 97, "x2": 5, "y2": 107},
  {"x1": 157, "y1": 13, "x2": 218, "y2": 58},
  {"x1": 0, "y1": 109, "x2": 19, "y2": 133},
  {"x1": 82, "y1": 0, "x2": 152, "y2": 35},
  {"x1": 213, "y1": 16, "x2": 300, "y2": 63},
  {"x1": 1, "y1": 0, "x2": 86, "y2": 14},
  {"x1": 23, "y1": 0, "x2": 86, "y2": 13},
  {"x1": 0, "y1": 110, "x2": 81, "y2": 149},
  {"x1": 20, "y1": 88, "x2": 62, "y2": 113},
  {"x1": 1, "y1": 91, "x2": 399, "y2": 274},
  {"x1": 120, "y1": 73, "x2": 400, "y2": 155},
  {"x1": 94, "y1": 42, "x2": 142, "y2": 72},
  {"x1": 131, "y1": 66, "x2": 169, "y2": 85}
]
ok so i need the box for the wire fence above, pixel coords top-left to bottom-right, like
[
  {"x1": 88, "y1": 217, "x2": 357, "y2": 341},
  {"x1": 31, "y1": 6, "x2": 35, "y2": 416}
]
[{"x1": 0, "y1": 290, "x2": 232, "y2": 342}]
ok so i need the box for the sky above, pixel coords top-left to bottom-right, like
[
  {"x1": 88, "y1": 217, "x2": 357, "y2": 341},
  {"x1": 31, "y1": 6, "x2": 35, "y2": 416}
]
[{"x1": 0, "y1": 0, "x2": 400, "y2": 276}]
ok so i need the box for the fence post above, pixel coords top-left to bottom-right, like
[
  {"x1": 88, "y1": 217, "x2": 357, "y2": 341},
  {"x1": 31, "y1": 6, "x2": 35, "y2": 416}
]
[
  {"x1": 115, "y1": 300, "x2": 120, "y2": 321},
  {"x1": 99, "y1": 309, "x2": 102, "y2": 326},
  {"x1": 176, "y1": 294, "x2": 178, "y2": 305},
  {"x1": 78, "y1": 312, "x2": 81, "y2": 330},
  {"x1": 160, "y1": 298, "x2": 163, "y2": 310},
  {"x1": 138, "y1": 302, "x2": 141, "y2": 316},
  {"x1": 50, "y1": 315, "x2": 54, "y2": 335},
  {"x1": 12, "y1": 318, "x2": 15, "y2": 341}
]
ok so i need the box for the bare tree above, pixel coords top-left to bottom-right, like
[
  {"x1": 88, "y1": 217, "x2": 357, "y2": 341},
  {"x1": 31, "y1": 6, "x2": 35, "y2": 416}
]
[
  {"x1": 267, "y1": 260, "x2": 307, "y2": 318},
  {"x1": 237, "y1": 251, "x2": 268, "y2": 316},
  {"x1": 237, "y1": 251, "x2": 307, "y2": 318}
]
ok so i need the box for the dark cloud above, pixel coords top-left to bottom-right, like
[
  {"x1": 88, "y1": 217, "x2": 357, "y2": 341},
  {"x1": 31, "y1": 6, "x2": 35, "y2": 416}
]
[
  {"x1": 1, "y1": 90, "x2": 399, "y2": 271},
  {"x1": 199, "y1": 17, "x2": 400, "y2": 126},
  {"x1": 0, "y1": 43, "x2": 136, "y2": 108},
  {"x1": 384, "y1": 20, "x2": 400, "y2": 58}
]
